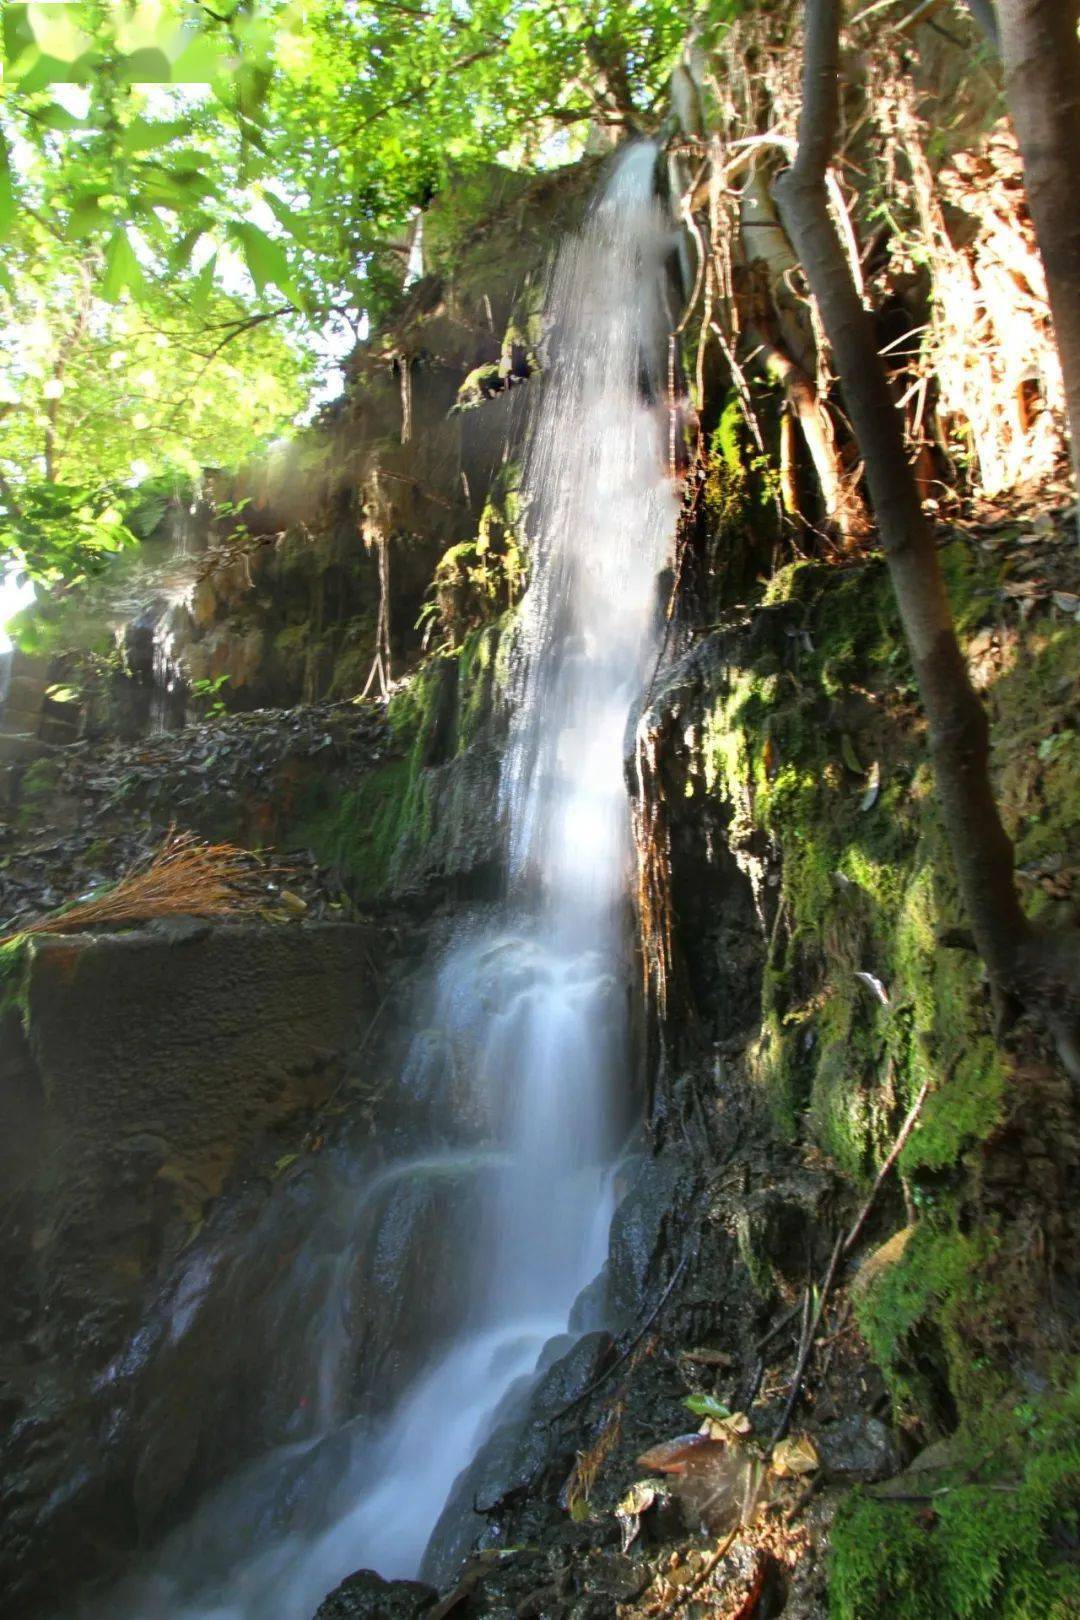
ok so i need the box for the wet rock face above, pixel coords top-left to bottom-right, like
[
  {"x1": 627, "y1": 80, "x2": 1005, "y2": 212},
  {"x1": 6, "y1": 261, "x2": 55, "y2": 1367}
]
[
  {"x1": 632, "y1": 632, "x2": 768, "y2": 1062},
  {"x1": 421, "y1": 1329, "x2": 615, "y2": 1589},
  {"x1": 606, "y1": 1150, "x2": 694, "y2": 1325},
  {"x1": 313, "y1": 1569, "x2": 437, "y2": 1619},
  {"x1": 0, "y1": 921, "x2": 385, "y2": 1618}
]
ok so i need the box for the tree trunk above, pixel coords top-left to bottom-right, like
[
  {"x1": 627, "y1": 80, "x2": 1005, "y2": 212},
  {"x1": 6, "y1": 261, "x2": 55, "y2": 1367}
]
[
  {"x1": 753, "y1": 334, "x2": 866, "y2": 546},
  {"x1": 964, "y1": 0, "x2": 1001, "y2": 48},
  {"x1": 773, "y1": 0, "x2": 1079, "y2": 1042},
  {"x1": 996, "y1": 0, "x2": 1080, "y2": 527}
]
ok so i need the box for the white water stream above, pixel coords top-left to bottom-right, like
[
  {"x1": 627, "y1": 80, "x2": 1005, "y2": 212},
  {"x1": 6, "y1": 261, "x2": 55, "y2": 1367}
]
[{"x1": 98, "y1": 141, "x2": 677, "y2": 1620}]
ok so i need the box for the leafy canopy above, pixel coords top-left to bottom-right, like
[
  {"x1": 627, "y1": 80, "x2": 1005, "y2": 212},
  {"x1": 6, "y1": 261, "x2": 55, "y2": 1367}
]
[{"x1": 1, "y1": 0, "x2": 697, "y2": 588}]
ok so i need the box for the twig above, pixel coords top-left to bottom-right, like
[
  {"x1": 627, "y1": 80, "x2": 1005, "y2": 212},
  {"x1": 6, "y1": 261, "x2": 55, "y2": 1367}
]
[
  {"x1": 754, "y1": 1297, "x2": 803, "y2": 1351},
  {"x1": 773, "y1": 1231, "x2": 845, "y2": 1442},
  {"x1": 546, "y1": 1256, "x2": 688, "y2": 1427},
  {"x1": 842, "y1": 1076, "x2": 932, "y2": 1255}
]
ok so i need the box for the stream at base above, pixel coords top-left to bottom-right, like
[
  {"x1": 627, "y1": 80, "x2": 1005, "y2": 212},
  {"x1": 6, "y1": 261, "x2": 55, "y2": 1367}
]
[{"x1": 91, "y1": 139, "x2": 677, "y2": 1620}]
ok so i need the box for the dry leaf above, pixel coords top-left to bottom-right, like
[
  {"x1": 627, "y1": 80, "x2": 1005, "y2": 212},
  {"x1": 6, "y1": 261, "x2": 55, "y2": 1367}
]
[
  {"x1": 680, "y1": 1347, "x2": 735, "y2": 1369},
  {"x1": 637, "y1": 1434, "x2": 727, "y2": 1475},
  {"x1": 614, "y1": 1480, "x2": 661, "y2": 1551},
  {"x1": 700, "y1": 1412, "x2": 752, "y2": 1439},
  {"x1": 771, "y1": 1434, "x2": 820, "y2": 1478}
]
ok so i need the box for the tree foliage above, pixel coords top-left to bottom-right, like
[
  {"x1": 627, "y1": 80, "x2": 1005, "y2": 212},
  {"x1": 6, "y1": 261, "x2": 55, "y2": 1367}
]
[{"x1": 0, "y1": 0, "x2": 699, "y2": 587}]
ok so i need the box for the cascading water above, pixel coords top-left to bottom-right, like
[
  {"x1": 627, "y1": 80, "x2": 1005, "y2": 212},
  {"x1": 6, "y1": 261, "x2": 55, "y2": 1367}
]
[{"x1": 90, "y1": 141, "x2": 677, "y2": 1620}]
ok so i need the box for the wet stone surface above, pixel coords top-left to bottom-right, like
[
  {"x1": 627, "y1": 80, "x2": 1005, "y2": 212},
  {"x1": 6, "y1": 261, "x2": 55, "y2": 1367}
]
[{"x1": 313, "y1": 1569, "x2": 438, "y2": 1619}]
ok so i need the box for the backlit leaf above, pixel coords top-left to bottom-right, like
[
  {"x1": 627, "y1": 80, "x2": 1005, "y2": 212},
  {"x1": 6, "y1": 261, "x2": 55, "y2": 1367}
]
[
  {"x1": 231, "y1": 220, "x2": 295, "y2": 298},
  {"x1": 0, "y1": 137, "x2": 14, "y2": 240},
  {"x1": 101, "y1": 229, "x2": 144, "y2": 302}
]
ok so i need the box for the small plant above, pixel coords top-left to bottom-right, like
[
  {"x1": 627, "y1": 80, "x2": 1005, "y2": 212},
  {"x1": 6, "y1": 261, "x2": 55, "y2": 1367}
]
[{"x1": 191, "y1": 672, "x2": 230, "y2": 718}]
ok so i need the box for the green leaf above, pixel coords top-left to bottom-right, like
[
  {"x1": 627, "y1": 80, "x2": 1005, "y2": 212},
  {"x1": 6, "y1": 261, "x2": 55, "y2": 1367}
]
[
  {"x1": 230, "y1": 220, "x2": 294, "y2": 298},
  {"x1": 189, "y1": 252, "x2": 218, "y2": 313},
  {"x1": 138, "y1": 164, "x2": 217, "y2": 210},
  {"x1": 263, "y1": 191, "x2": 315, "y2": 247},
  {"x1": 0, "y1": 137, "x2": 14, "y2": 241},
  {"x1": 170, "y1": 226, "x2": 205, "y2": 273},
  {"x1": 68, "y1": 196, "x2": 109, "y2": 239},
  {"x1": 101, "y1": 229, "x2": 144, "y2": 303},
  {"x1": 840, "y1": 734, "x2": 863, "y2": 774},
  {"x1": 683, "y1": 1394, "x2": 732, "y2": 1420},
  {"x1": 26, "y1": 1, "x2": 92, "y2": 64},
  {"x1": 30, "y1": 101, "x2": 88, "y2": 131},
  {"x1": 2, "y1": 4, "x2": 36, "y2": 68},
  {"x1": 169, "y1": 34, "x2": 227, "y2": 84},
  {"x1": 236, "y1": 61, "x2": 273, "y2": 119},
  {"x1": 120, "y1": 116, "x2": 189, "y2": 154},
  {"x1": 118, "y1": 46, "x2": 173, "y2": 84}
]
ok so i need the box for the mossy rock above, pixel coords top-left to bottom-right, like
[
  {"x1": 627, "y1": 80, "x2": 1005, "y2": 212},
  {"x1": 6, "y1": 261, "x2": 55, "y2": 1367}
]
[{"x1": 830, "y1": 1377, "x2": 1080, "y2": 1620}]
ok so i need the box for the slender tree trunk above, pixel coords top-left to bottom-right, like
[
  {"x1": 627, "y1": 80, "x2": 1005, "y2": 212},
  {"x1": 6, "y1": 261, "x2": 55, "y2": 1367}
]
[
  {"x1": 753, "y1": 334, "x2": 866, "y2": 545},
  {"x1": 773, "y1": 0, "x2": 1079, "y2": 1038},
  {"x1": 996, "y1": 0, "x2": 1080, "y2": 526},
  {"x1": 964, "y1": 0, "x2": 1001, "y2": 48}
]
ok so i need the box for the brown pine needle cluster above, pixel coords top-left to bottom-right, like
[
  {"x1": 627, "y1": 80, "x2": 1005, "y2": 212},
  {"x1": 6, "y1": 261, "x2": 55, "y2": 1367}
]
[
  {"x1": 564, "y1": 1397, "x2": 625, "y2": 1520},
  {"x1": 2, "y1": 831, "x2": 268, "y2": 946}
]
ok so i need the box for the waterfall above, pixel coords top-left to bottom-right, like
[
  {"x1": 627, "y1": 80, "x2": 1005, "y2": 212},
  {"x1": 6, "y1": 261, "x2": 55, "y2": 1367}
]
[{"x1": 92, "y1": 141, "x2": 677, "y2": 1620}]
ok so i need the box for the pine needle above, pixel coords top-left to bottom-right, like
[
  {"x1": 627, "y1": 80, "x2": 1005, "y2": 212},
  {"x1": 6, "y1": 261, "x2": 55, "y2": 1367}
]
[{"x1": 1, "y1": 830, "x2": 269, "y2": 946}]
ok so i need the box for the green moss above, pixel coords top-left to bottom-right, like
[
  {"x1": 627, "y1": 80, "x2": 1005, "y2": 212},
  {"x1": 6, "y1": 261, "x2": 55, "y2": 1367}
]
[
  {"x1": 691, "y1": 540, "x2": 1077, "y2": 1619},
  {"x1": 830, "y1": 1379, "x2": 1080, "y2": 1620},
  {"x1": 288, "y1": 622, "x2": 505, "y2": 903},
  {"x1": 696, "y1": 548, "x2": 1022, "y2": 1193},
  {"x1": 0, "y1": 936, "x2": 30, "y2": 1027},
  {"x1": 17, "y1": 759, "x2": 62, "y2": 828},
  {"x1": 289, "y1": 756, "x2": 416, "y2": 902},
  {"x1": 855, "y1": 1224, "x2": 985, "y2": 1395},
  {"x1": 735, "y1": 1207, "x2": 778, "y2": 1301},
  {"x1": 455, "y1": 362, "x2": 502, "y2": 410}
]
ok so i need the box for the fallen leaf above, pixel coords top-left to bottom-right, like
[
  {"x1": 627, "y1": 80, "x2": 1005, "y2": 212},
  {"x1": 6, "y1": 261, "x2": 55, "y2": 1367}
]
[
  {"x1": 771, "y1": 1434, "x2": 820, "y2": 1478},
  {"x1": 700, "y1": 1411, "x2": 752, "y2": 1438},
  {"x1": 637, "y1": 1434, "x2": 728, "y2": 1475},
  {"x1": 1002, "y1": 579, "x2": 1046, "y2": 598},
  {"x1": 614, "y1": 1480, "x2": 661, "y2": 1551},
  {"x1": 680, "y1": 1348, "x2": 735, "y2": 1368}
]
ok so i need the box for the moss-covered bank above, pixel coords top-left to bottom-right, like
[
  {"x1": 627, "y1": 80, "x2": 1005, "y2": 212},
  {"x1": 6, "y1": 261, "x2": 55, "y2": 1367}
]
[
  {"x1": 639, "y1": 531, "x2": 1079, "y2": 1617},
  {"x1": 287, "y1": 618, "x2": 510, "y2": 905}
]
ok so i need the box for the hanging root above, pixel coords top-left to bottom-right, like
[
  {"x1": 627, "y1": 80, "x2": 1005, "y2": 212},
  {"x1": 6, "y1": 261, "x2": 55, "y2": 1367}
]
[{"x1": 1, "y1": 830, "x2": 270, "y2": 945}]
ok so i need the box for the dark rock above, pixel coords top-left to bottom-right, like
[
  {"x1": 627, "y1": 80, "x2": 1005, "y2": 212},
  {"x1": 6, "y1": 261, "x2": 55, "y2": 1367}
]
[
  {"x1": 816, "y1": 1415, "x2": 901, "y2": 1482},
  {"x1": 0, "y1": 921, "x2": 386, "y2": 1617},
  {"x1": 421, "y1": 1330, "x2": 613, "y2": 1589},
  {"x1": 567, "y1": 1264, "x2": 609, "y2": 1333},
  {"x1": 313, "y1": 1568, "x2": 437, "y2": 1619},
  {"x1": 736, "y1": 1176, "x2": 824, "y2": 1294},
  {"x1": 607, "y1": 1149, "x2": 691, "y2": 1324}
]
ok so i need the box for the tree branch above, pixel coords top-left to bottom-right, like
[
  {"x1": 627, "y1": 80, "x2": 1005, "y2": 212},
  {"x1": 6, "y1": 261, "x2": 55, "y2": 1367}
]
[{"x1": 773, "y1": 0, "x2": 1080, "y2": 1029}]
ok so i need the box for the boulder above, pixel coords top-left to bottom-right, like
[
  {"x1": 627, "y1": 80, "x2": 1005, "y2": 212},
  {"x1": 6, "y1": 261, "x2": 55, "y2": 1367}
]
[{"x1": 314, "y1": 1569, "x2": 437, "y2": 1619}]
